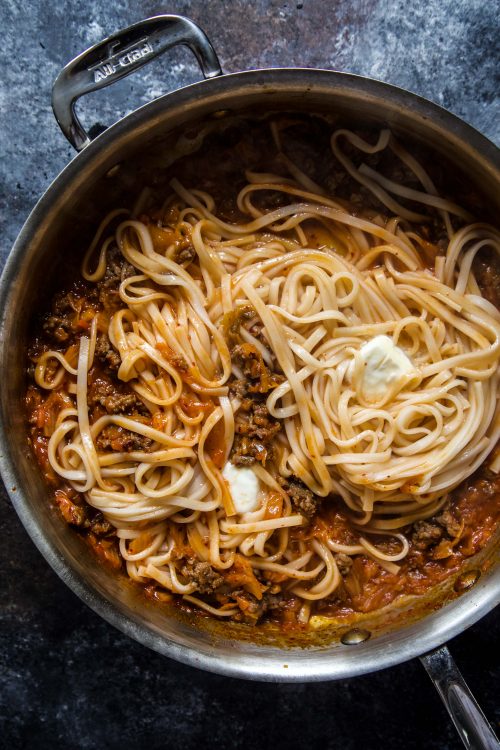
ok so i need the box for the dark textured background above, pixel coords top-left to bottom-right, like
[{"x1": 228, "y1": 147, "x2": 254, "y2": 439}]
[{"x1": 0, "y1": 1, "x2": 499, "y2": 749}]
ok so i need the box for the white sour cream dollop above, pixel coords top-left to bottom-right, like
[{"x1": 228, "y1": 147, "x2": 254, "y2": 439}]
[
  {"x1": 222, "y1": 463, "x2": 260, "y2": 514},
  {"x1": 357, "y1": 335, "x2": 417, "y2": 402}
]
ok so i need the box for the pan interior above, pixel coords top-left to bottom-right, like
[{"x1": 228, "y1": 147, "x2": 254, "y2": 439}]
[{"x1": 1, "y1": 70, "x2": 499, "y2": 680}]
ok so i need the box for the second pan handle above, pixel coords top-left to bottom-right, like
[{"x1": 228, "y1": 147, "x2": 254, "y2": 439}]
[
  {"x1": 52, "y1": 14, "x2": 222, "y2": 151},
  {"x1": 420, "y1": 644, "x2": 500, "y2": 750}
]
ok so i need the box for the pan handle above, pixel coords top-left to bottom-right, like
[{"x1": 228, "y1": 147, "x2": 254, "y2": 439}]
[
  {"x1": 420, "y1": 645, "x2": 500, "y2": 750},
  {"x1": 51, "y1": 15, "x2": 222, "y2": 151}
]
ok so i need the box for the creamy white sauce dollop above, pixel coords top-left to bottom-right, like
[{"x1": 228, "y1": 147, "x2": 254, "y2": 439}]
[
  {"x1": 358, "y1": 335, "x2": 417, "y2": 402},
  {"x1": 222, "y1": 463, "x2": 260, "y2": 514}
]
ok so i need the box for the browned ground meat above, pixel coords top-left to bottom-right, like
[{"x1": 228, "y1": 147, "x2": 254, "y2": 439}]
[
  {"x1": 88, "y1": 512, "x2": 113, "y2": 536},
  {"x1": 95, "y1": 332, "x2": 121, "y2": 373},
  {"x1": 227, "y1": 339, "x2": 283, "y2": 466},
  {"x1": 232, "y1": 589, "x2": 296, "y2": 625},
  {"x1": 180, "y1": 560, "x2": 225, "y2": 594},
  {"x1": 232, "y1": 591, "x2": 267, "y2": 624},
  {"x1": 278, "y1": 475, "x2": 322, "y2": 518},
  {"x1": 411, "y1": 520, "x2": 443, "y2": 549},
  {"x1": 88, "y1": 370, "x2": 147, "y2": 415},
  {"x1": 95, "y1": 425, "x2": 153, "y2": 453},
  {"x1": 173, "y1": 243, "x2": 196, "y2": 264},
  {"x1": 231, "y1": 343, "x2": 284, "y2": 394},
  {"x1": 334, "y1": 553, "x2": 354, "y2": 576},
  {"x1": 435, "y1": 507, "x2": 462, "y2": 537},
  {"x1": 229, "y1": 379, "x2": 249, "y2": 400},
  {"x1": 54, "y1": 488, "x2": 113, "y2": 536},
  {"x1": 230, "y1": 396, "x2": 281, "y2": 466},
  {"x1": 222, "y1": 306, "x2": 256, "y2": 348},
  {"x1": 42, "y1": 287, "x2": 97, "y2": 344},
  {"x1": 96, "y1": 249, "x2": 136, "y2": 313},
  {"x1": 43, "y1": 312, "x2": 74, "y2": 344},
  {"x1": 411, "y1": 502, "x2": 462, "y2": 550}
]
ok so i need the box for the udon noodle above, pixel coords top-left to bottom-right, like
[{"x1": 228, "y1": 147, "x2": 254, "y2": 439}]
[{"x1": 32, "y1": 123, "x2": 500, "y2": 625}]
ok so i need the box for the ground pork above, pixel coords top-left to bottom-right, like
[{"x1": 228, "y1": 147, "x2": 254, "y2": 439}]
[
  {"x1": 230, "y1": 398, "x2": 281, "y2": 466},
  {"x1": 180, "y1": 560, "x2": 224, "y2": 594},
  {"x1": 173, "y1": 243, "x2": 196, "y2": 264},
  {"x1": 54, "y1": 489, "x2": 112, "y2": 536},
  {"x1": 231, "y1": 343, "x2": 283, "y2": 394},
  {"x1": 97, "y1": 250, "x2": 136, "y2": 313},
  {"x1": 278, "y1": 475, "x2": 322, "y2": 518},
  {"x1": 96, "y1": 425, "x2": 153, "y2": 453},
  {"x1": 334, "y1": 553, "x2": 354, "y2": 577},
  {"x1": 42, "y1": 289, "x2": 94, "y2": 343},
  {"x1": 231, "y1": 589, "x2": 290, "y2": 625},
  {"x1": 95, "y1": 333, "x2": 121, "y2": 373},
  {"x1": 411, "y1": 502, "x2": 462, "y2": 550},
  {"x1": 88, "y1": 371, "x2": 147, "y2": 416}
]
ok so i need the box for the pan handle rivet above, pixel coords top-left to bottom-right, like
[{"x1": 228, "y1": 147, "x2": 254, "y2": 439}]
[
  {"x1": 341, "y1": 628, "x2": 371, "y2": 645},
  {"x1": 454, "y1": 569, "x2": 481, "y2": 592}
]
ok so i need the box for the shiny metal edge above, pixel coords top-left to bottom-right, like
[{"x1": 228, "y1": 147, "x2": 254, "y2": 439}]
[{"x1": 1, "y1": 67, "x2": 499, "y2": 682}]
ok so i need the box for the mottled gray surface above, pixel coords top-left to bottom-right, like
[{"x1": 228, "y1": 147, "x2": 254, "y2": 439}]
[
  {"x1": 0, "y1": 1, "x2": 499, "y2": 748},
  {"x1": 1, "y1": 0, "x2": 499, "y2": 255}
]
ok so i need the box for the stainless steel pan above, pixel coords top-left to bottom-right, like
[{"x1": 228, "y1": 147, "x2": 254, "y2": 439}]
[{"x1": 0, "y1": 15, "x2": 498, "y2": 749}]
